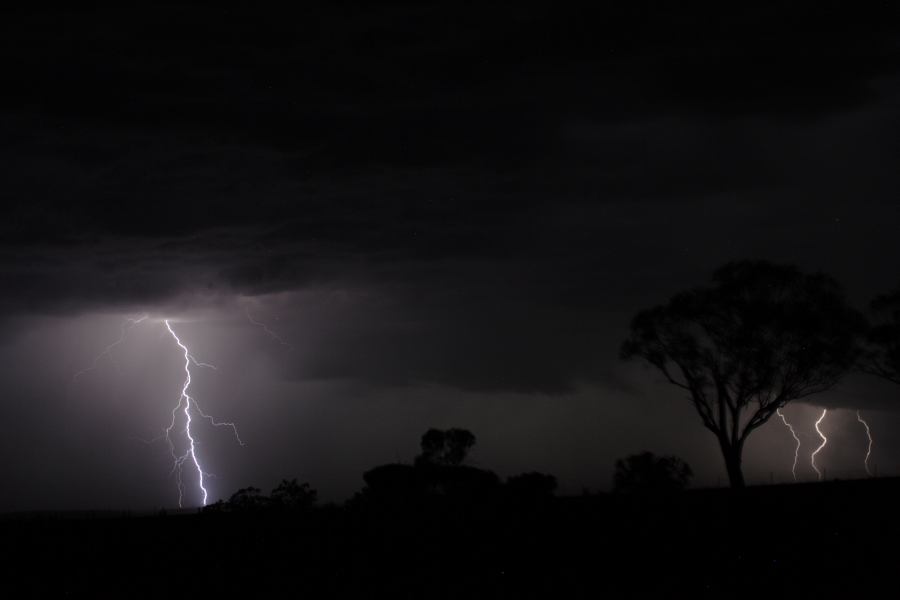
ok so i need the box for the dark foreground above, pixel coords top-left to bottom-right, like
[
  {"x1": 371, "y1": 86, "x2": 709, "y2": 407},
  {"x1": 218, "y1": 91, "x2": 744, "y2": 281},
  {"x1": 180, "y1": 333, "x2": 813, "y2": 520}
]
[{"x1": 2, "y1": 478, "x2": 897, "y2": 598}]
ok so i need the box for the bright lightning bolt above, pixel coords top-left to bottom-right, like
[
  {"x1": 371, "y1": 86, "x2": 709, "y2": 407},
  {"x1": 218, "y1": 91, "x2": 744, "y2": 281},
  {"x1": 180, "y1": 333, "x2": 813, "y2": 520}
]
[
  {"x1": 74, "y1": 313, "x2": 244, "y2": 507},
  {"x1": 810, "y1": 409, "x2": 828, "y2": 482},
  {"x1": 72, "y1": 314, "x2": 148, "y2": 381},
  {"x1": 164, "y1": 319, "x2": 243, "y2": 508},
  {"x1": 856, "y1": 410, "x2": 873, "y2": 477},
  {"x1": 776, "y1": 408, "x2": 801, "y2": 482},
  {"x1": 244, "y1": 307, "x2": 291, "y2": 347}
]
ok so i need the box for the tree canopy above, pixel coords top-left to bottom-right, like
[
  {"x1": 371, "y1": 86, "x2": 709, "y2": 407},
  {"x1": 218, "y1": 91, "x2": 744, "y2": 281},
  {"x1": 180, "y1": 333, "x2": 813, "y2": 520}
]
[
  {"x1": 621, "y1": 260, "x2": 865, "y2": 487},
  {"x1": 861, "y1": 289, "x2": 900, "y2": 385}
]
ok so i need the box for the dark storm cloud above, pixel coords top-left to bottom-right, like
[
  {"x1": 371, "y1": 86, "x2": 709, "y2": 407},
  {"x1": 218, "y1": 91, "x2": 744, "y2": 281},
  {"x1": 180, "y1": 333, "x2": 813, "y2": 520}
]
[{"x1": 3, "y1": 1, "x2": 900, "y2": 395}]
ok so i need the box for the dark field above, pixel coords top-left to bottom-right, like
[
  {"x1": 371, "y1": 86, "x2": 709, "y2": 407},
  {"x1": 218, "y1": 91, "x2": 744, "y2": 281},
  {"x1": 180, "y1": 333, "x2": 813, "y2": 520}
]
[{"x1": 1, "y1": 478, "x2": 896, "y2": 598}]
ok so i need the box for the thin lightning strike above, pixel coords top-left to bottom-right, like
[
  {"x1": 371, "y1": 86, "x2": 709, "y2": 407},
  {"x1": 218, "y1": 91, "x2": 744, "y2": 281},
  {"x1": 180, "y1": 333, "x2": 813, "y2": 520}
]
[
  {"x1": 244, "y1": 307, "x2": 291, "y2": 347},
  {"x1": 164, "y1": 319, "x2": 243, "y2": 507},
  {"x1": 776, "y1": 408, "x2": 801, "y2": 482},
  {"x1": 811, "y1": 409, "x2": 828, "y2": 481},
  {"x1": 856, "y1": 410, "x2": 873, "y2": 477},
  {"x1": 72, "y1": 314, "x2": 148, "y2": 381}
]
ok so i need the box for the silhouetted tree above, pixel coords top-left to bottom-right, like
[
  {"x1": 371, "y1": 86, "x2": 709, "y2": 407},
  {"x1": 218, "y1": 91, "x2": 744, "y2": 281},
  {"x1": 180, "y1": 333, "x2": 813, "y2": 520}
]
[
  {"x1": 414, "y1": 428, "x2": 476, "y2": 467},
  {"x1": 270, "y1": 479, "x2": 317, "y2": 510},
  {"x1": 361, "y1": 429, "x2": 496, "y2": 503},
  {"x1": 613, "y1": 452, "x2": 692, "y2": 493},
  {"x1": 861, "y1": 289, "x2": 900, "y2": 385},
  {"x1": 621, "y1": 260, "x2": 864, "y2": 488},
  {"x1": 228, "y1": 486, "x2": 267, "y2": 511}
]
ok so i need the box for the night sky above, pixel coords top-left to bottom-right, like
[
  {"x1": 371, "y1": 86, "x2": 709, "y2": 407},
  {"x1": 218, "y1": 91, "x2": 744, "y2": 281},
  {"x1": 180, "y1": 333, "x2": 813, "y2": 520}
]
[{"x1": 3, "y1": 2, "x2": 900, "y2": 510}]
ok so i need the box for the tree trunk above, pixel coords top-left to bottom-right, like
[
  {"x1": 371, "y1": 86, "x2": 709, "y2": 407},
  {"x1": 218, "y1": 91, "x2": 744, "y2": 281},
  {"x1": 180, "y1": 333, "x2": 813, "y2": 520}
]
[{"x1": 719, "y1": 438, "x2": 746, "y2": 489}]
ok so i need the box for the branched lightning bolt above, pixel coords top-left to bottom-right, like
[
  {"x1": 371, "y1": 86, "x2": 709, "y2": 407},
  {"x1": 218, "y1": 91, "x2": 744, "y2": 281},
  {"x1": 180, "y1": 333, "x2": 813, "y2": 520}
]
[
  {"x1": 164, "y1": 319, "x2": 243, "y2": 507},
  {"x1": 193, "y1": 399, "x2": 244, "y2": 446},
  {"x1": 856, "y1": 410, "x2": 873, "y2": 477},
  {"x1": 189, "y1": 355, "x2": 218, "y2": 370},
  {"x1": 811, "y1": 409, "x2": 828, "y2": 481},
  {"x1": 244, "y1": 307, "x2": 291, "y2": 347},
  {"x1": 776, "y1": 408, "x2": 801, "y2": 482},
  {"x1": 72, "y1": 314, "x2": 148, "y2": 381},
  {"x1": 75, "y1": 313, "x2": 244, "y2": 507}
]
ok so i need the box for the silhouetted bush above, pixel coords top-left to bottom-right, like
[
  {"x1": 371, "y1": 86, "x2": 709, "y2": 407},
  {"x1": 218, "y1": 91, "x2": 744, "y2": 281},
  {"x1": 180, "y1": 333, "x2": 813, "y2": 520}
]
[
  {"x1": 206, "y1": 480, "x2": 318, "y2": 514},
  {"x1": 355, "y1": 428, "x2": 503, "y2": 506},
  {"x1": 228, "y1": 486, "x2": 268, "y2": 511}
]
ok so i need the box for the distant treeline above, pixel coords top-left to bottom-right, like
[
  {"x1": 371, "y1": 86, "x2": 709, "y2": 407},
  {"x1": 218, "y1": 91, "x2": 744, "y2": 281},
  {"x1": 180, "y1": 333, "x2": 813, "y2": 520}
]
[{"x1": 209, "y1": 428, "x2": 691, "y2": 514}]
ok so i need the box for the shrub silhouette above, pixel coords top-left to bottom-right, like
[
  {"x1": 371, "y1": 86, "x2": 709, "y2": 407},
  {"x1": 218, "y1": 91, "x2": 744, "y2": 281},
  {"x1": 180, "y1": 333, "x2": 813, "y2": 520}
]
[
  {"x1": 228, "y1": 486, "x2": 267, "y2": 511},
  {"x1": 360, "y1": 428, "x2": 498, "y2": 503},
  {"x1": 213, "y1": 480, "x2": 318, "y2": 513}
]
